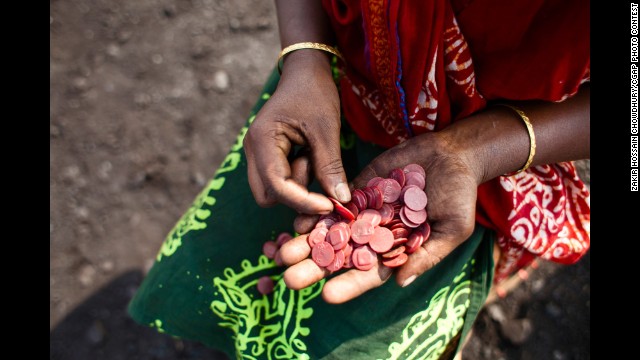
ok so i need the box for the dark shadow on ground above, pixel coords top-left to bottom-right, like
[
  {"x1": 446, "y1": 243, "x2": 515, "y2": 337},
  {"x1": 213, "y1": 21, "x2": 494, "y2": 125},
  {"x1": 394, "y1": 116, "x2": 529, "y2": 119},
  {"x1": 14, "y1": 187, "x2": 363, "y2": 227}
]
[
  {"x1": 464, "y1": 251, "x2": 590, "y2": 360},
  {"x1": 50, "y1": 270, "x2": 229, "y2": 360}
]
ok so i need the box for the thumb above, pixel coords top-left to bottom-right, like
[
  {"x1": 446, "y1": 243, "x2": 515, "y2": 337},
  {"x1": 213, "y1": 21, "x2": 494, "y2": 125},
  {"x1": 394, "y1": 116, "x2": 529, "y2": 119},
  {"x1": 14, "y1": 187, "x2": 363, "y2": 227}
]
[{"x1": 310, "y1": 129, "x2": 351, "y2": 204}]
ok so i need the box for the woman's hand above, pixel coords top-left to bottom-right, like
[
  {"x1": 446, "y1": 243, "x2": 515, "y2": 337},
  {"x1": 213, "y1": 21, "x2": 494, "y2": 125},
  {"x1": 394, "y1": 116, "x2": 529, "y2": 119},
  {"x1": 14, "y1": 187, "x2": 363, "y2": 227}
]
[
  {"x1": 278, "y1": 130, "x2": 483, "y2": 304},
  {"x1": 244, "y1": 51, "x2": 351, "y2": 215}
]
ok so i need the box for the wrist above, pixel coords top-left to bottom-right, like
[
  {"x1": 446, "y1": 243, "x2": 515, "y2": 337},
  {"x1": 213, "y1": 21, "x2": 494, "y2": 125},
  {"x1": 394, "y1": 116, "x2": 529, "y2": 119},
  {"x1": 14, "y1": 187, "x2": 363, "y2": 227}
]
[
  {"x1": 280, "y1": 49, "x2": 334, "y2": 80},
  {"x1": 438, "y1": 107, "x2": 534, "y2": 184}
]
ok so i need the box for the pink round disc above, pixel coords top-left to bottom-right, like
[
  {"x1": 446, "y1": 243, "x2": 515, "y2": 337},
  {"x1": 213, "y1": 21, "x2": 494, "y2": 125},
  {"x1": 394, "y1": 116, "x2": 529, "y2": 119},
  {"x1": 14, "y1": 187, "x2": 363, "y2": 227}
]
[
  {"x1": 308, "y1": 228, "x2": 328, "y2": 247},
  {"x1": 325, "y1": 249, "x2": 346, "y2": 272},
  {"x1": 367, "y1": 177, "x2": 385, "y2": 188},
  {"x1": 372, "y1": 186, "x2": 384, "y2": 209},
  {"x1": 405, "y1": 172, "x2": 426, "y2": 190},
  {"x1": 399, "y1": 206, "x2": 422, "y2": 228},
  {"x1": 257, "y1": 276, "x2": 275, "y2": 295},
  {"x1": 352, "y1": 189, "x2": 368, "y2": 211},
  {"x1": 402, "y1": 186, "x2": 428, "y2": 211},
  {"x1": 377, "y1": 178, "x2": 402, "y2": 203},
  {"x1": 352, "y1": 245, "x2": 378, "y2": 271},
  {"x1": 276, "y1": 232, "x2": 293, "y2": 247},
  {"x1": 381, "y1": 253, "x2": 409, "y2": 268},
  {"x1": 403, "y1": 163, "x2": 426, "y2": 178},
  {"x1": 357, "y1": 209, "x2": 382, "y2": 227},
  {"x1": 326, "y1": 227, "x2": 350, "y2": 251},
  {"x1": 403, "y1": 206, "x2": 427, "y2": 224},
  {"x1": 393, "y1": 237, "x2": 409, "y2": 246},
  {"x1": 262, "y1": 241, "x2": 278, "y2": 259},
  {"x1": 378, "y1": 203, "x2": 395, "y2": 225},
  {"x1": 382, "y1": 245, "x2": 406, "y2": 258},
  {"x1": 405, "y1": 231, "x2": 425, "y2": 254},
  {"x1": 311, "y1": 241, "x2": 335, "y2": 267},
  {"x1": 369, "y1": 226, "x2": 394, "y2": 253},
  {"x1": 350, "y1": 219, "x2": 375, "y2": 244},
  {"x1": 388, "y1": 168, "x2": 406, "y2": 187},
  {"x1": 391, "y1": 227, "x2": 410, "y2": 239},
  {"x1": 329, "y1": 197, "x2": 355, "y2": 221}
]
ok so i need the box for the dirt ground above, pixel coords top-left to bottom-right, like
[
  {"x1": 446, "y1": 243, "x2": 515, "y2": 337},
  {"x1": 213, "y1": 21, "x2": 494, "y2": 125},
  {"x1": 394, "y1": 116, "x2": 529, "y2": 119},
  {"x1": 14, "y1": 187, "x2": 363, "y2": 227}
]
[{"x1": 50, "y1": 0, "x2": 590, "y2": 359}]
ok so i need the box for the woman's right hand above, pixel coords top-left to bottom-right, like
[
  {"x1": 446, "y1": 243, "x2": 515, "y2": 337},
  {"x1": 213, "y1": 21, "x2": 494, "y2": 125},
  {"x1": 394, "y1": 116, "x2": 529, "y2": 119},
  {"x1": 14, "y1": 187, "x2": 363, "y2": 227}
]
[{"x1": 243, "y1": 50, "x2": 351, "y2": 215}]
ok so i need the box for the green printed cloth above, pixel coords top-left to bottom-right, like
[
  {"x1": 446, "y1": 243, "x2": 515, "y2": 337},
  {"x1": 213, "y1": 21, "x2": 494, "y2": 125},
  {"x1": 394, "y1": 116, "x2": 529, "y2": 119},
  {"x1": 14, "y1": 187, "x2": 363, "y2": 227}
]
[{"x1": 128, "y1": 69, "x2": 495, "y2": 360}]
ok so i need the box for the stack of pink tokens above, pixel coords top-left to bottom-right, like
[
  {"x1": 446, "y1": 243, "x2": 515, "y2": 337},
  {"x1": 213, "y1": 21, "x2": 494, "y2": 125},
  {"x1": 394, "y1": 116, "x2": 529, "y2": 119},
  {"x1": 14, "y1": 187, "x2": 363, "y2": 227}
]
[{"x1": 309, "y1": 164, "x2": 431, "y2": 272}]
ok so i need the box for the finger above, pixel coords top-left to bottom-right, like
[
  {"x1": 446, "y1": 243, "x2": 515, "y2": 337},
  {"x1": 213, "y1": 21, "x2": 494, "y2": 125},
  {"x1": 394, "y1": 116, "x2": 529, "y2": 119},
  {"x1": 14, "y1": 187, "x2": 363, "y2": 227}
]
[
  {"x1": 293, "y1": 214, "x2": 319, "y2": 234},
  {"x1": 290, "y1": 153, "x2": 312, "y2": 187},
  {"x1": 283, "y1": 259, "x2": 330, "y2": 290},
  {"x1": 394, "y1": 230, "x2": 469, "y2": 287},
  {"x1": 245, "y1": 144, "x2": 275, "y2": 207},
  {"x1": 309, "y1": 124, "x2": 351, "y2": 203},
  {"x1": 321, "y1": 265, "x2": 393, "y2": 304},
  {"x1": 279, "y1": 234, "x2": 312, "y2": 266},
  {"x1": 252, "y1": 134, "x2": 333, "y2": 214}
]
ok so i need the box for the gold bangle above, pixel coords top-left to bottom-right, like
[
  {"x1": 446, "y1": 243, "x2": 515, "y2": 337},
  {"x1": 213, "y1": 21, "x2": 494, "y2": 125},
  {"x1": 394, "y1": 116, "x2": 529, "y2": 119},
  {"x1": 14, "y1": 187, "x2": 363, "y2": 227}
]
[
  {"x1": 496, "y1": 104, "x2": 536, "y2": 176},
  {"x1": 277, "y1": 42, "x2": 344, "y2": 74}
]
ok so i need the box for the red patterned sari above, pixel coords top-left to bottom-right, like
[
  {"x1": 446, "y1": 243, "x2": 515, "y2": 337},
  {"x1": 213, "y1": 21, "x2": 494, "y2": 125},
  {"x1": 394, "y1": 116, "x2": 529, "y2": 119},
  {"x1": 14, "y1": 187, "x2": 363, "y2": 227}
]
[{"x1": 322, "y1": 0, "x2": 590, "y2": 282}]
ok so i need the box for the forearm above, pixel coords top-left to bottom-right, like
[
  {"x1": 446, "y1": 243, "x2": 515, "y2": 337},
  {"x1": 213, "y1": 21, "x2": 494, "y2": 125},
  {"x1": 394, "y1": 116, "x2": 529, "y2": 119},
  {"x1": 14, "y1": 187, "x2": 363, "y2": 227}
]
[
  {"x1": 275, "y1": 0, "x2": 335, "y2": 76},
  {"x1": 443, "y1": 84, "x2": 590, "y2": 184}
]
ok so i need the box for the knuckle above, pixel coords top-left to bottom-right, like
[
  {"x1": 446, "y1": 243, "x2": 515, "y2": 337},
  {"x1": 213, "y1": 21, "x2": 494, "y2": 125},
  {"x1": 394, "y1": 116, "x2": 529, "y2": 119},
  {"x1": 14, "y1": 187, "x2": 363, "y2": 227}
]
[{"x1": 317, "y1": 160, "x2": 345, "y2": 177}]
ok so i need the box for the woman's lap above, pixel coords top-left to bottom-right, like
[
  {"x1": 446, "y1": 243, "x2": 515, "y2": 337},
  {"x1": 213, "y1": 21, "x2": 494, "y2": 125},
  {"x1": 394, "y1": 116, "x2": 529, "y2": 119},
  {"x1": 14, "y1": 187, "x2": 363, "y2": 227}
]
[{"x1": 128, "y1": 69, "x2": 495, "y2": 360}]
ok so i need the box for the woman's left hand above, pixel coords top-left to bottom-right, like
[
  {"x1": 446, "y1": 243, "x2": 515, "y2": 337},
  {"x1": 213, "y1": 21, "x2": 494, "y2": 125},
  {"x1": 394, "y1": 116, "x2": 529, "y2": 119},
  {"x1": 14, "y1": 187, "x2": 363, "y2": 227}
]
[{"x1": 278, "y1": 130, "x2": 483, "y2": 304}]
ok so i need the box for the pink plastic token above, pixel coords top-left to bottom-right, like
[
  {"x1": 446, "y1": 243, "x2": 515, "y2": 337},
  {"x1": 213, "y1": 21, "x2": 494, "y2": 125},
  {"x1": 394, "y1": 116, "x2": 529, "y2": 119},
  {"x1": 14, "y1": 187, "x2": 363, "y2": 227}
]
[
  {"x1": 377, "y1": 178, "x2": 402, "y2": 203},
  {"x1": 363, "y1": 187, "x2": 376, "y2": 208},
  {"x1": 345, "y1": 201, "x2": 360, "y2": 219},
  {"x1": 367, "y1": 177, "x2": 384, "y2": 188},
  {"x1": 391, "y1": 227, "x2": 410, "y2": 239},
  {"x1": 399, "y1": 207, "x2": 421, "y2": 228},
  {"x1": 352, "y1": 189, "x2": 368, "y2": 211},
  {"x1": 402, "y1": 186, "x2": 428, "y2": 211},
  {"x1": 388, "y1": 168, "x2": 406, "y2": 187},
  {"x1": 308, "y1": 228, "x2": 328, "y2": 247},
  {"x1": 315, "y1": 217, "x2": 336, "y2": 229},
  {"x1": 393, "y1": 237, "x2": 409, "y2": 246},
  {"x1": 357, "y1": 209, "x2": 382, "y2": 227},
  {"x1": 329, "y1": 197, "x2": 355, "y2": 221},
  {"x1": 381, "y1": 253, "x2": 409, "y2": 268},
  {"x1": 311, "y1": 242, "x2": 335, "y2": 267},
  {"x1": 276, "y1": 232, "x2": 293, "y2": 247},
  {"x1": 352, "y1": 245, "x2": 378, "y2": 271},
  {"x1": 404, "y1": 172, "x2": 426, "y2": 190},
  {"x1": 378, "y1": 203, "x2": 395, "y2": 226},
  {"x1": 381, "y1": 245, "x2": 406, "y2": 258},
  {"x1": 262, "y1": 241, "x2": 278, "y2": 259},
  {"x1": 403, "y1": 206, "x2": 427, "y2": 224},
  {"x1": 257, "y1": 276, "x2": 275, "y2": 295},
  {"x1": 390, "y1": 221, "x2": 407, "y2": 230},
  {"x1": 420, "y1": 222, "x2": 432, "y2": 242},
  {"x1": 369, "y1": 226, "x2": 394, "y2": 253},
  {"x1": 325, "y1": 249, "x2": 346, "y2": 272},
  {"x1": 326, "y1": 226, "x2": 350, "y2": 251},
  {"x1": 342, "y1": 243, "x2": 355, "y2": 269},
  {"x1": 405, "y1": 231, "x2": 425, "y2": 254},
  {"x1": 403, "y1": 163, "x2": 426, "y2": 178},
  {"x1": 350, "y1": 219, "x2": 375, "y2": 245}
]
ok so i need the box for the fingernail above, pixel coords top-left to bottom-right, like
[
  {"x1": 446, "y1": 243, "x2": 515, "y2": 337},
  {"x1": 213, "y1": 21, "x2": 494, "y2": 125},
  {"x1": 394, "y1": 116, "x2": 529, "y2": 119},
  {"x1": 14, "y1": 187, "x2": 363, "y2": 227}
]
[
  {"x1": 335, "y1": 182, "x2": 351, "y2": 203},
  {"x1": 402, "y1": 275, "x2": 417, "y2": 288}
]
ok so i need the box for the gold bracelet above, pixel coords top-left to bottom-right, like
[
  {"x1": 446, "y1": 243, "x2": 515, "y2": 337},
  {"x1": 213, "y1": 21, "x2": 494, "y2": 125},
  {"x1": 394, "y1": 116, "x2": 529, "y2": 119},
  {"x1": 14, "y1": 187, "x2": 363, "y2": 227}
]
[
  {"x1": 496, "y1": 104, "x2": 536, "y2": 176},
  {"x1": 277, "y1": 42, "x2": 344, "y2": 74}
]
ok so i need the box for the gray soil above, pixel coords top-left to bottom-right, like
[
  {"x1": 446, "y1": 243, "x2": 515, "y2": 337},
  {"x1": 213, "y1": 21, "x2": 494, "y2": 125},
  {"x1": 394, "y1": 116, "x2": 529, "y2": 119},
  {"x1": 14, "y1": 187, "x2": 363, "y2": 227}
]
[{"x1": 50, "y1": 1, "x2": 590, "y2": 359}]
